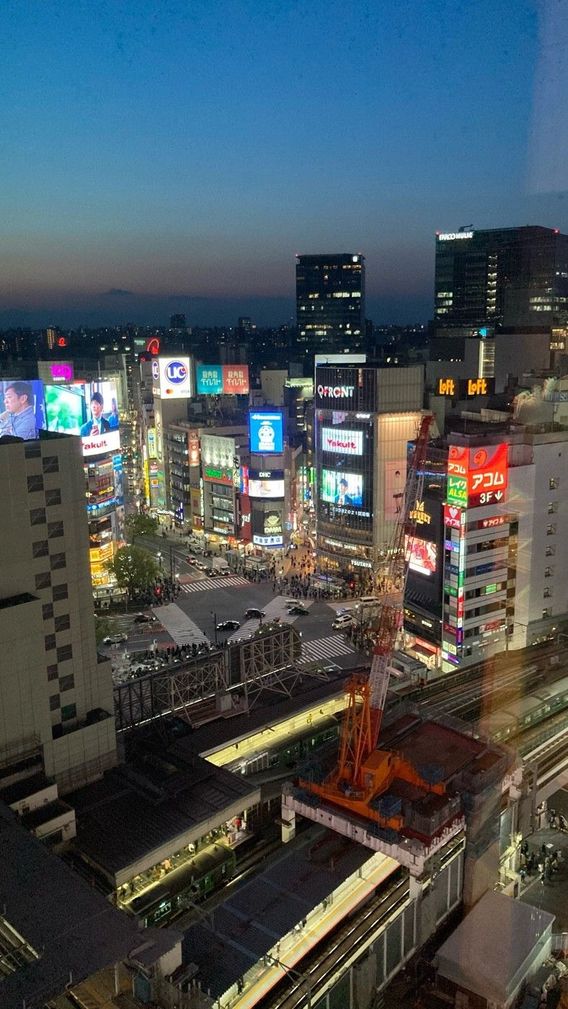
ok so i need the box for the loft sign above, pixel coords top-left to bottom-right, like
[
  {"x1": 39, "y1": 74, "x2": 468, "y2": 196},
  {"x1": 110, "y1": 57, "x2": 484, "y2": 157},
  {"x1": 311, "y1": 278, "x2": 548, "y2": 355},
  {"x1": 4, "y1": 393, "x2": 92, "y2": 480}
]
[{"x1": 317, "y1": 384, "x2": 355, "y2": 399}]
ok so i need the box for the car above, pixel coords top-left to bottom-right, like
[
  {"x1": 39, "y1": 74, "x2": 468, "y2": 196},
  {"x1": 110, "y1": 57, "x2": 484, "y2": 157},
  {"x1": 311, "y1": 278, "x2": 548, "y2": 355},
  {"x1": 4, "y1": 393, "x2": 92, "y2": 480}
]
[
  {"x1": 195, "y1": 561, "x2": 207, "y2": 571},
  {"x1": 332, "y1": 614, "x2": 353, "y2": 630},
  {"x1": 187, "y1": 554, "x2": 198, "y2": 563},
  {"x1": 216, "y1": 619, "x2": 240, "y2": 632},
  {"x1": 288, "y1": 605, "x2": 309, "y2": 616},
  {"x1": 134, "y1": 613, "x2": 157, "y2": 624},
  {"x1": 244, "y1": 607, "x2": 265, "y2": 620},
  {"x1": 284, "y1": 599, "x2": 298, "y2": 607},
  {"x1": 103, "y1": 633, "x2": 128, "y2": 645},
  {"x1": 335, "y1": 606, "x2": 353, "y2": 617}
]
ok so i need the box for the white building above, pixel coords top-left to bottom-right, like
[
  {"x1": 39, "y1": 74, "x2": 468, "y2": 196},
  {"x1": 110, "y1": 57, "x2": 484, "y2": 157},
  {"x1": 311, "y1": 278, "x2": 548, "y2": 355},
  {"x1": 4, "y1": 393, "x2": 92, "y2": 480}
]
[{"x1": 0, "y1": 432, "x2": 117, "y2": 793}]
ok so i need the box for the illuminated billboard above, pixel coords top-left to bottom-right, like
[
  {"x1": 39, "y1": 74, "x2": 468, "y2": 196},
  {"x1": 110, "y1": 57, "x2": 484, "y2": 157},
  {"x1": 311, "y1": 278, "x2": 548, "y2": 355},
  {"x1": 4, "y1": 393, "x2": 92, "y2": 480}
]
[
  {"x1": 321, "y1": 427, "x2": 363, "y2": 456},
  {"x1": 0, "y1": 380, "x2": 45, "y2": 441},
  {"x1": 321, "y1": 469, "x2": 363, "y2": 508},
  {"x1": 152, "y1": 356, "x2": 193, "y2": 399},
  {"x1": 249, "y1": 410, "x2": 284, "y2": 454},
  {"x1": 406, "y1": 536, "x2": 437, "y2": 576},
  {"x1": 248, "y1": 478, "x2": 285, "y2": 499},
  {"x1": 196, "y1": 364, "x2": 250, "y2": 395},
  {"x1": 252, "y1": 508, "x2": 284, "y2": 546},
  {"x1": 44, "y1": 382, "x2": 121, "y2": 457},
  {"x1": 447, "y1": 443, "x2": 508, "y2": 508}
]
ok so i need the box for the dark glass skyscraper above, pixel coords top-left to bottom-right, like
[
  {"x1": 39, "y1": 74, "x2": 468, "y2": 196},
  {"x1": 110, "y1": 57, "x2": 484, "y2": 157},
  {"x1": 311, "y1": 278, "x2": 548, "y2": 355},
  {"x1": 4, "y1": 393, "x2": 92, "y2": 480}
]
[
  {"x1": 296, "y1": 253, "x2": 365, "y2": 350},
  {"x1": 434, "y1": 225, "x2": 568, "y2": 333}
]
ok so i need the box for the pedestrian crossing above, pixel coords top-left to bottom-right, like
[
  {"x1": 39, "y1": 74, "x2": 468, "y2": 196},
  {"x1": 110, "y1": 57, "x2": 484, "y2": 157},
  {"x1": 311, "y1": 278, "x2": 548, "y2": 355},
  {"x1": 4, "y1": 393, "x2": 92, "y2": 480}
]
[
  {"x1": 178, "y1": 575, "x2": 249, "y2": 594},
  {"x1": 151, "y1": 603, "x2": 210, "y2": 647},
  {"x1": 298, "y1": 634, "x2": 356, "y2": 665}
]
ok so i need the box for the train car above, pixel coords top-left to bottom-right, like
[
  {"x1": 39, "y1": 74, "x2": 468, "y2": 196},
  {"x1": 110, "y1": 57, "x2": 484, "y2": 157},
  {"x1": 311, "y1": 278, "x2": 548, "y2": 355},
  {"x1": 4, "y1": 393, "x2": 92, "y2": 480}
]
[
  {"x1": 486, "y1": 674, "x2": 568, "y2": 743},
  {"x1": 227, "y1": 718, "x2": 340, "y2": 776},
  {"x1": 128, "y1": 842, "x2": 237, "y2": 927}
]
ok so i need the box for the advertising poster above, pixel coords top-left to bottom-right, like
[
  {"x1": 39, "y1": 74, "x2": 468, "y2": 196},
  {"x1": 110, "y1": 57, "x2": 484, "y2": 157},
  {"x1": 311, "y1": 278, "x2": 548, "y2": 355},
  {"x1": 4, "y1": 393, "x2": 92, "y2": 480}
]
[
  {"x1": 406, "y1": 536, "x2": 437, "y2": 576},
  {"x1": 222, "y1": 365, "x2": 249, "y2": 395},
  {"x1": 249, "y1": 410, "x2": 284, "y2": 454},
  {"x1": 152, "y1": 357, "x2": 192, "y2": 399},
  {"x1": 44, "y1": 382, "x2": 121, "y2": 457},
  {"x1": 248, "y1": 478, "x2": 285, "y2": 499},
  {"x1": 383, "y1": 460, "x2": 406, "y2": 520},
  {"x1": 0, "y1": 379, "x2": 46, "y2": 441},
  {"x1": 321, "y1": 469, "x2": 363, "y2": 508},
  {"x1": 321, "y1": 427, "x2": 363, "y2": 456},
  {"x1": 196, "y1": 364, "x2": 223, "y2": 395},
  {"x1": 252, "y1": 507, "x2": 284, "y2": 546}
]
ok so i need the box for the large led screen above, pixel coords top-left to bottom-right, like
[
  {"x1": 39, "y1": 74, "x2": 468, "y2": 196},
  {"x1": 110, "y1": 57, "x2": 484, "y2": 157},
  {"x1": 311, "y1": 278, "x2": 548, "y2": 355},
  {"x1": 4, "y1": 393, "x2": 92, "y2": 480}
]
[
  {"x1": 249, "y1": 410, "x2": 284, "y2": 454},
  {"x1": 321, "y1": 427, "x2": 363, "y2": 456},
  {"x1": 0, "y1": 380, "x2": 46, "y2": 441},
  {"x1": 248, "y1": 478, "x2": 285, "y2": 499},
  {"x1": 405, "y1": 536, "x2": 437, "y2": 576},
  {"x1": 45, "y1": 382, "x2": 120, "y2": 457},
  {"x1": 321, "y1": 469, "x2": 363, "y2": 508}
]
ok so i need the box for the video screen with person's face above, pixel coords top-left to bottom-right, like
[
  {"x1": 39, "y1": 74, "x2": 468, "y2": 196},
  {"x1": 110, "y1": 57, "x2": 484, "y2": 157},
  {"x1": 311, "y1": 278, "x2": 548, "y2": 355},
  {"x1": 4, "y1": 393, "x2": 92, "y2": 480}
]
[
  {"x1": 44, "y1": 382, "x2": 120, "y2": 457},
  {"x1": 321, "y1": 469, "x2": 364, "y2": 508},
  {"x1": 0, "y1": 380, "x2": 46, "y2": 441}
]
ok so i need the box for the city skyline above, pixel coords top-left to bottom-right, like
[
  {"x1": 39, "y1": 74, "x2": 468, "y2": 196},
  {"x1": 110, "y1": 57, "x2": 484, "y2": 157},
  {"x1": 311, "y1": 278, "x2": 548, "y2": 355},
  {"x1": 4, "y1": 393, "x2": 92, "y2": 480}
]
[{"x1": 2, "y1": 0, "x2": 567, "y2": 328}]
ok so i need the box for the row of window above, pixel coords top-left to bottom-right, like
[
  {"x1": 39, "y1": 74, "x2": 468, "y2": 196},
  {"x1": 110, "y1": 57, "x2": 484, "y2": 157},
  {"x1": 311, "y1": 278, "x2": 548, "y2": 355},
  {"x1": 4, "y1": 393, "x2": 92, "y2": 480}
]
[
  {"x1": 30, "y1": 513, "x2": 64, "y2": 535},
  {"x1": 32, "y1": 545, "x2": 66, "y2": 568},
  {"x1": 44, "y1": 639, "x2": 73, "y2": 662}
]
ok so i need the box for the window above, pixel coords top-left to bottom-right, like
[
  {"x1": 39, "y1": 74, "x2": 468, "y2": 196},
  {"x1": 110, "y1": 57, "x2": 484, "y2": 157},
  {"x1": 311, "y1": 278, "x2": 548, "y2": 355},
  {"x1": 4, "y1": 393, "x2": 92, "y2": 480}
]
[
  {"x1": 542, "y1": 608, "x2": 552, "y2": 620},
  {"x1": 27, "y1": 474, "x2": 44, "y2": 492},
  {"x1": 546, "y1": 545, "x2": 556, "y2": 557},
  {"x1": 56, "y1": 644, "x2": 72, "y2": 662},
  {"x1": 52, "y1": 583, "x2": 68, "y2": 601},
  {"x1": 61, "y1": 703, "x2": 76, "y2": 721},
  {"x1": 49, "y1": 694, "x2": 60, "y2": 711},
  {"x1": 54, "y1": 614, "x2": 70, "y2": 632},
  {"x1": 32, "y1": 540, "x2": 49, "y2": 558},
  {"x1": 25, "y1": 443, "x2": 41, "y2": 459},
  {"x1": 48, "y1": 521, "x2": 64, "y2": 539},
  {"x1": 42, "y1": 603, "x2": 54, "y2": 620},
  {"x1": 545, "y1": 566, "x2": 554, "y2": 578},
  {"x1": 44, "y1": 634, "x2": 56, "y2": 651},
  {"x1": 50, "y1": 553, "x2": 66, "y2": 571},
  {"x1": 30, "y1": 508, "x2": 47, "y2": 526},
  {"x1": 548, "y1": 502, "x2": 558, "y2": 515},
  {"x1": 42, "y1": 456, "x2": 59, "y2": 474},
  {"x1": 59, "y1": 674, "x2": 74, "y2": 692},
  {"x1": 544, "y1": 587, "x2": 553, "y2": 599},
  {"x1": 550, "y1": 477, "x2": 559, "y2": 490},
  {"x1": 35, "y1": 572, "x2": 51, "y2": 590},
  {"x1": 547, "y1": 524, "x2": 557, "y2": 536},
  {"x1": 45, "y1": 489, "x2": 62, "y2": 506},
  {"x1": 47, "y1": 664, "x2": 58, "y2": 681}
]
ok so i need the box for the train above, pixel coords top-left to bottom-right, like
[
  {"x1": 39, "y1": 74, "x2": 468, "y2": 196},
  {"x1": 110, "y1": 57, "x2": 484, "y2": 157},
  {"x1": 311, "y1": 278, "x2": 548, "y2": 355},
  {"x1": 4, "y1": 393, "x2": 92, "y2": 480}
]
[
  {"x1": 225, "y1": 718, "x2": 340, "y2": 776},
  {"x1": 128, "y1": 841, "x2": 237, "y2": 927},
  {"x1": 482, "y1": 673, "x2": 568, "y2": 744}
]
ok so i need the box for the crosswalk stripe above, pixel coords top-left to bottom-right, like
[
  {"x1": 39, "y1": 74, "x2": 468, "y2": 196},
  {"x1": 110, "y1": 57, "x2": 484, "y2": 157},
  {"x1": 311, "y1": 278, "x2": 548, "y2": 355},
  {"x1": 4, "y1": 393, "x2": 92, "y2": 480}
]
[
  {"x1": 299, "y1": 634, "x2": 356, "y2": 664},
  {"x1": 178, "y1": 575, "x2": 249, "y2": 593}
]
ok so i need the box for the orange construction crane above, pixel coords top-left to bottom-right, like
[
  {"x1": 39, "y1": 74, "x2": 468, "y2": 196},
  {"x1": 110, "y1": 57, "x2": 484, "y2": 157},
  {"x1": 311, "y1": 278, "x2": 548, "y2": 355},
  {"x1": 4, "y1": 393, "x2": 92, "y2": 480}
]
[{"x1": 301, "y1": 414, "x2": 438, "y2": 830}]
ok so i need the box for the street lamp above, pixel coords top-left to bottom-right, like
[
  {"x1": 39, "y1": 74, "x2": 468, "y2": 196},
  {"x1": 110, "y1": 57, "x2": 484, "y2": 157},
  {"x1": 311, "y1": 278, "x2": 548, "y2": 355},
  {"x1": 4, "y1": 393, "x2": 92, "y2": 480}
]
[
  {"x1": 157, "y1": 551, "x2": 162, "y2": 570},
  {"x1": 211, "y1": 610, "x2": 218, "y2": 646}
]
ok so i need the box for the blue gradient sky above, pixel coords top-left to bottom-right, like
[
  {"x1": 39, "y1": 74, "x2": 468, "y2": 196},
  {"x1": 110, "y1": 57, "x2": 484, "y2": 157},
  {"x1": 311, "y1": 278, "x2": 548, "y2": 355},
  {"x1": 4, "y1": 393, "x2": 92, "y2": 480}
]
[{"x1": 1, "y1": 0, "x2": 566, "y2": 327}]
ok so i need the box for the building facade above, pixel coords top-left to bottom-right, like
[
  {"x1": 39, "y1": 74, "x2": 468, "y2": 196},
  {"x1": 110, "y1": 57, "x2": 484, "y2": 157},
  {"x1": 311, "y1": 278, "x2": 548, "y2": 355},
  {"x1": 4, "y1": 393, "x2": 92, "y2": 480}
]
[
  {"x1": 434, "y1": 225, "x2": 568, "y2": 333},
  {"x1": 296, "y1": 253, "x2": 365, "y2": 351},
  {"x1": 314, "y1": 364, "x2": 424, "y2": 578},
  {"x1": 0, "y1": 432, "x2": 117, "y2": 792}
]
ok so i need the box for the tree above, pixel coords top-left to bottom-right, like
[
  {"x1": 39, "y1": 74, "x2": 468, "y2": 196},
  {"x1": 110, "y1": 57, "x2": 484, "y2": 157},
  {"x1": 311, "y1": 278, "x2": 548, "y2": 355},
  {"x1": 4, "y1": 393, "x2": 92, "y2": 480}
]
[
  {"x1": 125, "y1": 513, "x2": 159, "y2": 540},
  {"x1": 106, "y1": 545, "x2": 159, "y2": 601},
  {"x1": 94, "y1": 614, "x2": 112, "y2": 646}
]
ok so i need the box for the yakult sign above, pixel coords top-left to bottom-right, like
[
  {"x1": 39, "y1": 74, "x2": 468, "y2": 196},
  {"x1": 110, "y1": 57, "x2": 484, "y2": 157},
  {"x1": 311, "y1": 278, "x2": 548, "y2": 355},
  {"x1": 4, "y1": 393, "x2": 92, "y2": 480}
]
[
  {"x1": 321, "y1": 427, "x2": 363, "y2": 456},
  {"x1": 317, "y1": 384, "x2": 355, "y2": 399}
]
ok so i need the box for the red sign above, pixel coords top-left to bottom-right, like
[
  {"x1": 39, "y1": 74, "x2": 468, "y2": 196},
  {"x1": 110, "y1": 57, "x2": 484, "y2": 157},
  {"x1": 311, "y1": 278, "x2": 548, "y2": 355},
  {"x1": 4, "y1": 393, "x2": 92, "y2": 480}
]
[
  {"x1": 188, "y1": 430, "x2": 200, "y2": 467},
  {"x1": 239, "y1": 494, "x2": 252, "y2": 542},
  {"x1": 146, "y1": 336, "x2": 160, "y2": 356},
  {"x1": 481, "y1": 515, "x2": 506, "y2": 529},
  {"x1": 448, "y1": 443, "x2": 508, "y2": 508},
  {"x1": 444, "y1": 504, "x2": 464, "y2": 529},
  {"x1": 222, "y1": 365, "x2": 249, "y2": 395}
]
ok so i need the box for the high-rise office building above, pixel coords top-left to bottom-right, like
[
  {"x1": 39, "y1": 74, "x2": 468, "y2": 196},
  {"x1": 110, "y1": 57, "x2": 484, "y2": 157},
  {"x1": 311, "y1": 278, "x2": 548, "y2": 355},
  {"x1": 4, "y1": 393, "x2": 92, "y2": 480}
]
[
  {"x1": 434, "y1": 225, "x2": 568, "y2": 333},
  {"x1": 0, "y1": 431, "x2": 117, "y2": 793},
  {"x1": 296, "y1": 253, "x2": 365, "y2": 351}
]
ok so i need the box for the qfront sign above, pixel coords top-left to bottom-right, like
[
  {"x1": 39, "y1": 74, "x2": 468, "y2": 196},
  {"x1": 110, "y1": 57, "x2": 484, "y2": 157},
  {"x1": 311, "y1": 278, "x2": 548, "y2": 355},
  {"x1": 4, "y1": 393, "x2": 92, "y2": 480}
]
[{"x1": 317, "y1": 384, "x2": 355, "y2": 399}]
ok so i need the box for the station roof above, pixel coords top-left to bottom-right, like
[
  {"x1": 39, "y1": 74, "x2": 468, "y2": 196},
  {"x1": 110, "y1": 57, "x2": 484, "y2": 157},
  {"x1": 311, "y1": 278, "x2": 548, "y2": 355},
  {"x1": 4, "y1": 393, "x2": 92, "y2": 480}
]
[
  {"x1": 181, "y1": 825, "x2": 379, "y2": 999},
  {"x1": 0, "y1": 801, "x2": 178, "y2": 1009},
  {"x1": 71, "y1": 747, "x2": 260, "y2": 885},
  {"x1": 436, "y1": 890, "x2": 554, "y2": 1004}
]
